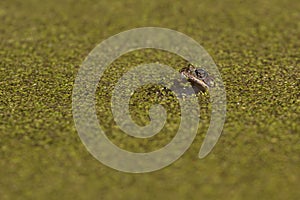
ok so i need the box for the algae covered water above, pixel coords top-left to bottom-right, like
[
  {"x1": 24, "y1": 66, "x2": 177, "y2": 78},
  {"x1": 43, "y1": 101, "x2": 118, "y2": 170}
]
[{"x1": 0, "y1": 0, "x2": 299, "y2": 199}]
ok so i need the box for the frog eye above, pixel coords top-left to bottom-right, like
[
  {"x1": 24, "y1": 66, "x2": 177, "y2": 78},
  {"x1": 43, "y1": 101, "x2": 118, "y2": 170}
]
[{"x1": 195, "y1": 68, "x2": 208, "y2": 79}]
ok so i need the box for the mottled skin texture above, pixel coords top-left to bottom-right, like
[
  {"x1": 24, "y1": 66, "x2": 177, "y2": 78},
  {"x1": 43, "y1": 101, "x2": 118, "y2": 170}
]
[{"x1": 180, "y1": 64, "x2": 214, "y2": 93}]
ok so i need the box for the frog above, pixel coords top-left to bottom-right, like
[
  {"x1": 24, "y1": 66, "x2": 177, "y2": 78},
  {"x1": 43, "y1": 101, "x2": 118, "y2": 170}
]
[
  {"x1": 179, "y1": 63, "x2": 215, "y2": 94},
  {"x1": 156, "y1": 63, "x2": 215, "y2": 98}
]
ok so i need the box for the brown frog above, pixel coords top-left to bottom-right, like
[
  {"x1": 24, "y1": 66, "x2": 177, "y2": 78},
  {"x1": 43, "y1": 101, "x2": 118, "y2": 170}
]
[{"x1": 180, "y1": 63, "x2": 215, "y2": 94}]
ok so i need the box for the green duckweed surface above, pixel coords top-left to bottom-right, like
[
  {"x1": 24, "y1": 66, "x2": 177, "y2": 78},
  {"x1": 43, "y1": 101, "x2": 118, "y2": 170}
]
[{"x1": 0, "y1": 0, "x2": 299, "y2": 199}]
